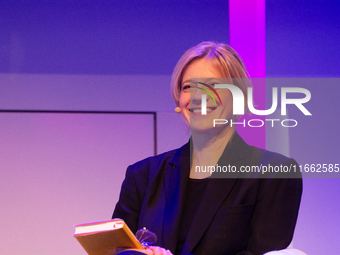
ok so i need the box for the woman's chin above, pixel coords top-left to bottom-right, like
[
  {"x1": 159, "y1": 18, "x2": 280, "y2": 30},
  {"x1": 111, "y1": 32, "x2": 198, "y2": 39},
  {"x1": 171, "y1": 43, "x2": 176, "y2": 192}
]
[{"x1": 189, "y1": 122, "x2": 218, "y2": 135}]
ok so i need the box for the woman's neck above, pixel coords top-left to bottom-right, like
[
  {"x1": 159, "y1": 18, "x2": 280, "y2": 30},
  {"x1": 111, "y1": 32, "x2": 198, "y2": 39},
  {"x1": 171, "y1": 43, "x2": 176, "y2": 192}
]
[{"x1": 190, "y1": 126, "x2": 235, "y2": 179}]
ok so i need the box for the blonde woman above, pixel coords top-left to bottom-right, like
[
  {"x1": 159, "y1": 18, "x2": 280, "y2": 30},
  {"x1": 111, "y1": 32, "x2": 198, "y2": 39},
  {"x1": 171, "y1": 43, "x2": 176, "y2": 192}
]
[{"x1": 113, "y1": 42, "x2": 302, "y2": 255}]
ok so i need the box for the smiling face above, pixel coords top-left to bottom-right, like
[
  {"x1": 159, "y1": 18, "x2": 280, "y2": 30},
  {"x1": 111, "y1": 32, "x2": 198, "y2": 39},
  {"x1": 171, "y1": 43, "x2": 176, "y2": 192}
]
[{"x1": 179, "y1": 58, "x2": 234, "y2": 134}]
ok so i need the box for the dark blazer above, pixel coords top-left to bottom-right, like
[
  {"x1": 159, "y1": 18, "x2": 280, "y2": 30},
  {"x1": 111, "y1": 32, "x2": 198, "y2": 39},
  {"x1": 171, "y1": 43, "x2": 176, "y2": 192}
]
[{"x1": 112, "y1": 133, "x2": 302, "y2": 255}]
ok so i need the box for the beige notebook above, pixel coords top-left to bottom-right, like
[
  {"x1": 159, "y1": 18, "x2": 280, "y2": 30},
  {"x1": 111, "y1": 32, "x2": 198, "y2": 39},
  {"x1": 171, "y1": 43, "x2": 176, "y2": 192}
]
[{"x1": 74, "y1": 218, "x2": 143, "y2": 255}]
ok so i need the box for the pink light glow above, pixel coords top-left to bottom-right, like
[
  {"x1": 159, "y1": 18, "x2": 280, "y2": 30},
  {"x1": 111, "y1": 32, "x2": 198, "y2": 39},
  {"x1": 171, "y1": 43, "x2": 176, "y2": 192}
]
[{"x1": 229, "y1": 0, "x2": 266, "y2": 149}]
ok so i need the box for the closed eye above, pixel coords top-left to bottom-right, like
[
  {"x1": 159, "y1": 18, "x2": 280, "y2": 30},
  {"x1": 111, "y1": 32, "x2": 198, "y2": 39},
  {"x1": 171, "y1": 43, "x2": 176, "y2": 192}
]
[{"x1": 181, "y1": 85, "x2": 191, "y2": 92}]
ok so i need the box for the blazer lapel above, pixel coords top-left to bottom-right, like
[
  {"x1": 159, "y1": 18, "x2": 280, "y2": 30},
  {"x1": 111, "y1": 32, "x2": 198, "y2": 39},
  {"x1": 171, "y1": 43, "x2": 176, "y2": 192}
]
[
  {"x1": 181, "y1": 133, "x2": 248, "y2": 255},
  {"x1": 163, "y1": 141, "x2": 191, "y2": 251}
]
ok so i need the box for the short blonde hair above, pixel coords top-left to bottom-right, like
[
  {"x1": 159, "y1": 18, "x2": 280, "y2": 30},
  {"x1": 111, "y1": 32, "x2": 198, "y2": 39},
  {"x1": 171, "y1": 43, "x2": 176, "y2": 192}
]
[{"x1": 171, "y1": 41, "x2": 251, "y2": 110}]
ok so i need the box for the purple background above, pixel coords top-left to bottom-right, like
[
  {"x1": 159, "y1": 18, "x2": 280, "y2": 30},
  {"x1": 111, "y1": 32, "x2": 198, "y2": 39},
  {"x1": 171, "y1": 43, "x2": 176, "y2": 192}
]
[
  {"x1": 0, "y1": 0, "x2": 228, "y2": 75},
  {"x1": 0, "y1": 0, "x2": 339, "y2": 254}
]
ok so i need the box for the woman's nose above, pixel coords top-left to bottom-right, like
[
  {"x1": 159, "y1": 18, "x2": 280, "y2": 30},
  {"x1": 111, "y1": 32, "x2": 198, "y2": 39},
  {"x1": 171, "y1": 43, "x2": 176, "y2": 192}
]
[{"x1": 191, "y1": 86, "x2": 209, "y2": 101}]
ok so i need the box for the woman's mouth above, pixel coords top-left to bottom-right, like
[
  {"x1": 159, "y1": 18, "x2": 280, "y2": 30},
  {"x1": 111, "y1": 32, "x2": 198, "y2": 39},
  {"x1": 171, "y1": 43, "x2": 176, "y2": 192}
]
[{"x1": 189, "y1": 107, "x2": 217, "y2": 113}]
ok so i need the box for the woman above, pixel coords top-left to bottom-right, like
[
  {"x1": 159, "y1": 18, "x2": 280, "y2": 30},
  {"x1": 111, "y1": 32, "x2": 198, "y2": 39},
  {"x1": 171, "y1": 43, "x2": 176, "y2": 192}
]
[{"x1": 113, "y1": 42, "x2": 302, "y2": 255}]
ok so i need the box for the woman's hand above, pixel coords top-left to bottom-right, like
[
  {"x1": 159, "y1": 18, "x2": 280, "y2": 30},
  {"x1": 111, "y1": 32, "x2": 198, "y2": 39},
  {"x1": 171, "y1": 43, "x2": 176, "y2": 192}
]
[
  {"x1": 115, "y1": 246, "x2": 173, "y2": 255},
  {"x1": 147, "y1": 246, "x2": 173, "y2": 255}
]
